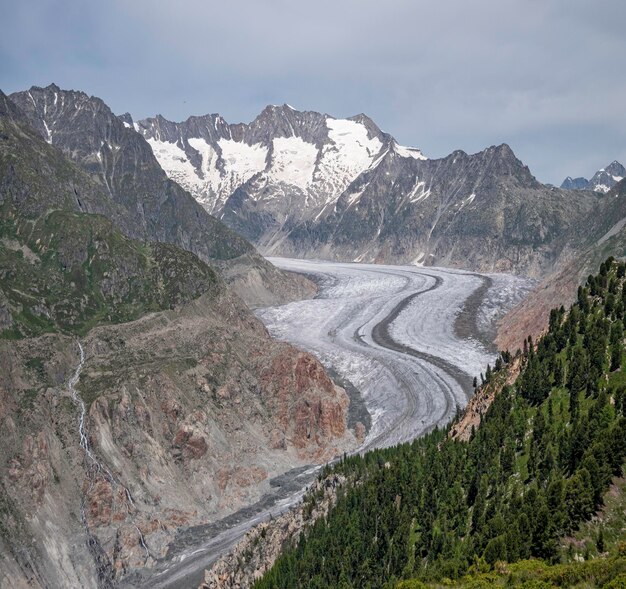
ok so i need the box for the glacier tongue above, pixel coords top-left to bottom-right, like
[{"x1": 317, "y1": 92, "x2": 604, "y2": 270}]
[{"x1": 257, "y1": 258, "x2": 533, "y2": 449}]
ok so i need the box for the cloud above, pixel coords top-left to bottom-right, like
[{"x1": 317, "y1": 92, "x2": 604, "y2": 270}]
[{"x1": 1, "y1": 0, "x2": 624, "y2": 183}]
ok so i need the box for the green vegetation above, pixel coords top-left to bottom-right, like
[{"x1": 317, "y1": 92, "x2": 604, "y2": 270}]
[
  {"x1": 396, "y1": 552, "x2": 626, "y2": 588},
  {"x1": 255, "y1": 258, "x2": 626, "y2": 589},
  {"x1": 0, "y1": 205, "x2": 219, "y2": 338}
]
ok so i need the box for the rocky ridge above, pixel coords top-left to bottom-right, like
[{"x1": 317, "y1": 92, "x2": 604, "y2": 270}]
[{"x1": 560, "y1": 160, "x2": 625, "y2": 194}]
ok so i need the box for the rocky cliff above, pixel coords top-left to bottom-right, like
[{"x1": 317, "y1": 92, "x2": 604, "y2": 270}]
[{"x1": 0, "y1": 293, "x2": 356, "y2": 587}]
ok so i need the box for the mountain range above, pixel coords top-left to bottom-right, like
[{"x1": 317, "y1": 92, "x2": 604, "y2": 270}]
[
  {"x1": 2, "y1": 82, "x2": 626, "y2": 587},
  {"x1": 134, "y1": 100, "x2": 626, "y2": 354},
  {"x1": 135, "y1": 104, "x2": 611, "y2": 278},
  {"x1": 8, "y1": 85, "x2": 314, "y2": 309}
]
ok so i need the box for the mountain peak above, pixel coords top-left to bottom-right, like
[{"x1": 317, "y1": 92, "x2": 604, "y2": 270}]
[
  {"x1": 118, "y1": 112, "x2": 135, "y2": 128},
  {"x1": 605, "y1": 160, "x2": 625, "y2": 175},
  {"x1": 260, "y1": 103, "x2": 298, "y2": 116},
  {"x1": 494, "y1": 143, "x2": 515, "y2": 156}
]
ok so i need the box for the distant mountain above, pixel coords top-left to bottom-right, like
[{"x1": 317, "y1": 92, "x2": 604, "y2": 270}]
[
  {"x1": 560, "y1": 160, "x2": 625, "y2": 193},
  {"x1": 589, "y1": 160, "x2": 625, "y2": 193},
  {"x1": 8, "y1": 85, "x2": 313, "y2": 307},
  {"x1": 139, "y1": 106, "x2": 602, "y2": 277},
  {"x1": 136, "y1": 104, "x2": 423, "y2": 218},
  {"x1": 561, "y1": 176, "x2": 590, "y2": 190}
]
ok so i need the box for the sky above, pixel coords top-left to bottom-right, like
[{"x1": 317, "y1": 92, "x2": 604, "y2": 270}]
[{"x1": 1, "y1": 0, "x2": 625, "y2": 184}]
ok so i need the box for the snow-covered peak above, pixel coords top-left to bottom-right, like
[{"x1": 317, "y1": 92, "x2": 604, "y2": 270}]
[
  {"x1": 589, "y1": 160, "x2": 625, "y2": 193},
  {"x1": 561, "y1": 161, "x2": 624, "y2": 193}
]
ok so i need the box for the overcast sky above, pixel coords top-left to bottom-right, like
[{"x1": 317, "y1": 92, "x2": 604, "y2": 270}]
[{"x1": 1, "y1": 0, "x2": 624, "y2": 184}]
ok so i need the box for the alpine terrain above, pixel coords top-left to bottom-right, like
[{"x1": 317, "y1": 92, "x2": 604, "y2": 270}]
[
  {"x1": 8, "y1": 85, "x2": 315, "y2": 308},
  {"x1": 0, "y1": 89, "x2": 356, "y2": 587},
  {"x1": 561, "y1": 161, "x2": 625, "y2": 193}
]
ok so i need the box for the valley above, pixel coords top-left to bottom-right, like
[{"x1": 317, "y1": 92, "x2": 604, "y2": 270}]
[{"x1": 130, "y1": 259, "x2": 532, "y2": 589}]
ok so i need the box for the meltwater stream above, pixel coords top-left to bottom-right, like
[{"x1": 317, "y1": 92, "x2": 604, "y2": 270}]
[{"x1": 68, "y1": 341, "x2": 152, "y2": 578}]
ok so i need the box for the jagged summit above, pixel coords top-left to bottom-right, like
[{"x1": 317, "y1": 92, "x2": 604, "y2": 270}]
[
  {"x1": 134, "y1": 101, "x2": 599, "y2": 275},
  {"x1": 561, "y1": 176, "x2": 590, "y2": 190},
  {"x1": 16, "y1": 84, "x2": 603, "y2": 277},
  {"x1": 135, "y1": 104, "x2": 413, "y2": 217}
]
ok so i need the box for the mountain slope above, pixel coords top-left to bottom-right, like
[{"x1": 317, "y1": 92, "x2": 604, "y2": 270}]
[
  {"x1": 250, "y1": 259, "x2": 626, "y2": 588},
  {"x1": 8, "y1": 85, "x2": 313, "y2": 306},
  {"x1": 274, "y1": 143, "x2": 600, "y2": 276},
  {"x1": 136, "y1": 105, "x2": 415, "y2": 218},
  {"x1": 0, "y1": 90, "x2": 355, "y2": 587},
  {"x1": 497, "y1": 177, "x2": 626, "y2": 352}
]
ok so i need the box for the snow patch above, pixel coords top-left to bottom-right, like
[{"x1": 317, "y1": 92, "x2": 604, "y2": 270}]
[
  {"x1": 313, "y1": 118, "x2": 384, "y2": 204},
  {"x1": 147, "y1": 136, "x2": 268, "y2": 212},
  {"x1": 268, "y1": 136, "x2": 317, "y2": 189},
  {"x1": 408, "y1": 179, "x2": 430, "y2": 203},
  {"x1": 346, "y1": 187, "x2": 366, "y2": 207},
  {"x1": 42, "y1": 120, "x2": 53, "y2": 144},
  {"x1": 412, "y1": 252, "x2": 426, "y2": 266},
  {"x1": 458, "y1": 193, "x2": 476, "y2": 211},
  {"x1": 394, "y1": 142, "x2": 427, "y2": 160},
  {"x1": 147, "y1": 138, "x2": 198, "y2": 189}
]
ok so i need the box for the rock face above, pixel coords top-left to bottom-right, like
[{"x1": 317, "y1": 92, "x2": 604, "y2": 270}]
[
  {"x1": 138, "y1": 105, "x2": 603, "y2": 277},
  {"x1": 0, "y1": 293, "x2": 355, "y2": 588},
  {"x1": 560, "y1": 160, "x2": 625, "y2": 194},
  {"x1": 136, "y1": 106, "x2": 407, "y2": 219},
  {"x1": 8, "y1": 85, "x2": 314, "y2": 307},
  {"x1": 0, "y1": 89, "x2": 355, "y2": 587},
  {"x1": 276, "y1": 144, "x2": 599, "y2": 276}
]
